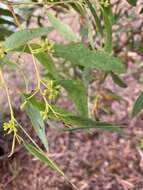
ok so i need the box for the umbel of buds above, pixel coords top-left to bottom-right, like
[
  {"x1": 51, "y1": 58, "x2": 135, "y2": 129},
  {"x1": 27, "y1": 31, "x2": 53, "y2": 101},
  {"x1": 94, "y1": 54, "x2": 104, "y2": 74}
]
[{"x1": 99, "y1": 0, "x2": 110, "y2": 7}]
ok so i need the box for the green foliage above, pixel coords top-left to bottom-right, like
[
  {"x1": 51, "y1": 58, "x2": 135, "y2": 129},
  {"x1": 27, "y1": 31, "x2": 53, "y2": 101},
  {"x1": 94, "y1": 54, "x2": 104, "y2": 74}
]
[
  {"x1": 4, "y1": 27, "x2": 53, "y2": 50},
  {"x1": 111, "y1": 72, "x2": 127, "y2": 88},
  {"x1": 24, "y1": 142, "x2": 64, "y2": 176},
  {"x1": 47, "y1": 12, "x2": 79, "y2": 42},
  {"x1": 54, "y1": 43, "x2": 125, "y2": 73},
  {"x1": 24, "y1": 98, "x2": 49, "y2": 151},
  {"x1": 0, "y1": 0, "x2": 140, "y2": 187},
  {"x1": 56, "y1": 79, "x2": 88, "y2": 117},
  {"x1": 127, "y1": 0, "x2": 137, "y2": 6},
  {"x1": 132, "y1": 92, "x2": 143, "y2": 118}
]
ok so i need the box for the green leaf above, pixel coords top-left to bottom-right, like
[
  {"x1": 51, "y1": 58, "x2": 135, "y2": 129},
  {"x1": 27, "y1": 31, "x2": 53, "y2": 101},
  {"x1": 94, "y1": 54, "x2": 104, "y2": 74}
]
[
  {"x1": 35, "y1": 52, "x2": 60, "y2": 80},
  {"x1": 54, "y1": 43, "x2": 126, "y2": 73},
  {"x1": 56, "y1": 79, "x2": 88, "y2": 117},
  {"x1": 24, "y1": 100, "x2": 48, "y2": 151},
  {"x1": 0, "y1": 8, "x2": 13, "y2": 17},
  {"x1": 24, "y1": 142, "x2": 64, "y2": 176},
  {"x1": 26, "y1": 97, "x2": 74, "y2": 121},
  {"x1": 0, "y1": 18, "x2": 15, "y2": 26},
  {"x1": 11, "y1": 44, "x2": 59, "y2": 80},
  {"x1": 47, "y1": 12, "x2": 79, "y2": 42},
  {"x1": 24, "y1": 97, "x2": 122, "y2": 133},
  {"x1": 4, "y1": 27, "x2": 53, "y2": 50},
  {"x1": 85, "y1": 0, "x2": 103, "y2": 35},
  {"x1": 132, "y1": 92, "x2": 143, "y2": 117},
  {"x1": 111, "y1": 72, "x2": 127, "y2": 88},
  {"x1": 101, "y1": 7, "x2": 112, "y2": 53},
  {"x1": 62, "y1": 116, "x2": 123, "y2": 133},
  {"x1": 127, "y1": 0, "x2": 137, "y2": 6}
]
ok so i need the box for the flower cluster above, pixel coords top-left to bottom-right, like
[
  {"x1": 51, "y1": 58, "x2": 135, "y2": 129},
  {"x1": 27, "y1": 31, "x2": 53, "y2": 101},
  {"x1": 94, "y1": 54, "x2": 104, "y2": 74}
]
[
  {"x1": 3, "y1": 118, "x2": 22, "y2": 156},
  {"x1": 42, "y1": 80, "x2": 60, "y2": 100},
  {"x1": 3, "y1": 119, "x2": 17, "y2": 134},
  {"x1": 32, "y1": 39, "x2": 54, "y2": 54},
  {"x1": 40, "y1": 80, "x2": 60, "y2": 120},
  {"x1": 99, "y1": 0, "x2": 110, "y2": 7}
]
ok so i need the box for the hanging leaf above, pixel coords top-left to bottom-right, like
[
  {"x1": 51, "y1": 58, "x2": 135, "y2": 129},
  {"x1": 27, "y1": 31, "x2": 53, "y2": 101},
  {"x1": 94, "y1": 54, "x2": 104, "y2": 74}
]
[
  {"x1": 47, "y1": 12, "x2": 79, "y2": 42},
  {"x1": 132, "y1": 92, "x2": 143, "y2": 117},
  {"x1": 24, "y1": 100, "x2": 48, "y2": 151},
  {"x1": 111, "y1": 72, "x2": 127, "y2": 88},
  {"x1": 4, "y1": 27, "x2": 53, "y2": 50},
  {"x1": 56, "y1": 79, "x2": 88, "y2": 117},
  {"x1": 24, "y1": 142, "x2": 64, "y2": 176},
  {"x1": 54, "y1": 43, "x2": 126, "y2": 73},
  {"x1": 23, "y1": 96, "x2": 122, "y2": 133}
]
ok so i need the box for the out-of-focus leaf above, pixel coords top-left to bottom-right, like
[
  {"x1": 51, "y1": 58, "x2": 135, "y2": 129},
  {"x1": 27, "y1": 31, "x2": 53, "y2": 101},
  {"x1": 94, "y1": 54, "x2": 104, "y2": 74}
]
[
  {"x1": 54, "y1": 43, "x2": 126, "y2": 73},
  {"x1": 127, "y1": 0, "x2": 137, "y2": 6},
  {"x1": 140, "y1": 7, "x2": 143, "y2": 14},
  {"x1": 47, "y1": 12, "x2": 79, "y2": 42},
  {"x1": 132, "y1": 92, "x2": 143, "y2": 117},
  {"x1": 0, "y1": 18, "x2": 15, "y2": 26},
  {"x1": 4, "y1": 27, "x2": 53, "y2": 50},
  {"x1": 103, "y1": 89, "x2": 125, "y2": 102},
  {"x1": 0, "y1": 57, "x2": 15, "y2": 67},
  {"x1": 0, "y1": 8, "x2": 13, "y2": 17}
]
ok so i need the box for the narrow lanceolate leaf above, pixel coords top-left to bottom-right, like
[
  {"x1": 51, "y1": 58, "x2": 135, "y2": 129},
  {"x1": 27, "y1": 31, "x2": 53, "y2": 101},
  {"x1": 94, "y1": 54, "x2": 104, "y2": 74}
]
[
  {"x1": 62, "y1": 116, "x2": 123, "y2": 133},
  {"x1": 35, "y1": 52, "x2": 60, "y2": 80},
  {"x1": 111, "y1": 72, "x2": 127, "y2": 88},
  {"x1": 56, "y1": 79, "x2": 88, "y2": 117},
  {"x1": 24, "y1": 142, "x2": 64, "y2": 176},
  {"x1": 4, "y1": 27, "x2": 53, "y2": 50},
  {"x1": 24, "y1": 101, "x2": 48, "y2": 151},
  {"x1": 132, "y1": 92, "x2": 143, "y2": 117},
  {"x1": 101, "y1": 7, "x2": 112, "y2": 53},
  {"x1": 47, "y1": 12, "x2": 79, "y2": 42},
  {"x1": 54, "y1": 43, "x2": 126, "y2": 73},
  {"x1": 25, "y1": 97, "x2": 122, "y2": 133},
  {"x1": 85, "y1": 0, "x2": 103, "y2": 35}
]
